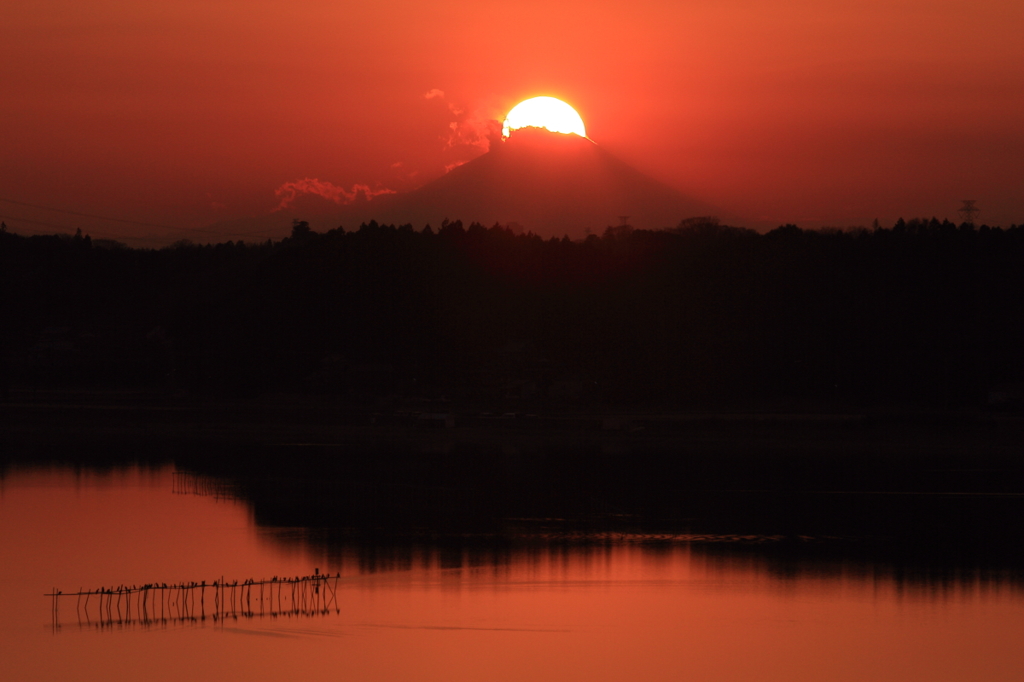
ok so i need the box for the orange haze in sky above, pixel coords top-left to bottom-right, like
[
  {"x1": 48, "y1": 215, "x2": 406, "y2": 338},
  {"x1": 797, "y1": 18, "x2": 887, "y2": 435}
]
[{"x1": 1, "y1": 0, "x2": 1022, "y2": 244}]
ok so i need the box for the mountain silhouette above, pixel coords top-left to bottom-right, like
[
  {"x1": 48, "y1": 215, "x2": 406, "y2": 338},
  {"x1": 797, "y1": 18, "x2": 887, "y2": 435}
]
[
  {"x1": 204, "y1": 127, "x2": 723, "y2": 240},
  {"x1": 375, "y1": 127, "x2": 720, "y2": 236}
]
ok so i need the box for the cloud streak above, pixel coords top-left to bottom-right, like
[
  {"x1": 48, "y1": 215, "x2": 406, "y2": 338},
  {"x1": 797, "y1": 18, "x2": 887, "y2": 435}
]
[{"x1": 273, "y1": 178, "x2": 395, "y2": 211}]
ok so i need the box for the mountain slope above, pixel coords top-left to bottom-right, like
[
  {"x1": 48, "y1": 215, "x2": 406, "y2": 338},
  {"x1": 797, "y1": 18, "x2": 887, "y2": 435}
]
[{"x1": 380, "y1": 128, "x2": 718, "y2": 236}]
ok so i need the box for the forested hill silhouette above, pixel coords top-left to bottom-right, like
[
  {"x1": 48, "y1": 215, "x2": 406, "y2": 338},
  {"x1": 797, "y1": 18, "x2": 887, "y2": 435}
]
[{"x1": 1, "y1": 218, "x2": 1022, "y2": 409}]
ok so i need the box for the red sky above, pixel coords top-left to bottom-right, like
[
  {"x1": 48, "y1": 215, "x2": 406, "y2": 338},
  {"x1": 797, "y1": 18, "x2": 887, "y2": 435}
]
[{"x1": 1, "y1": 0, "x2": 1021, "y2": 245}]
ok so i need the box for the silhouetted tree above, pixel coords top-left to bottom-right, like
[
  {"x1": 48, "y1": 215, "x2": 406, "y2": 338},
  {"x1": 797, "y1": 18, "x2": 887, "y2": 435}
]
[
  {"x1": 0, "y1": 218, "x2": 1021, "y2": 406},
  {"x1": 290, "y1": 220, "x2": 313, "y2": 241}
]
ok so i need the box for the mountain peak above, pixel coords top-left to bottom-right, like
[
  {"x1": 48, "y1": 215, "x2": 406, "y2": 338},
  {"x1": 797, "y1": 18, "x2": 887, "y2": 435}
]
[
  {"x1": 499, "y1": 126, "x2": 594, "y2": 151},
  {"x1": 384, "y1": 128, "x2": 719, "y2": 236}
]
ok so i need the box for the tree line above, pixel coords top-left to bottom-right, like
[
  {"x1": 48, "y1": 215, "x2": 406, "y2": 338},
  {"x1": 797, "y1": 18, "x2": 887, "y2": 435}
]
[{"x1": 2, "y1": 217, "x2": 1022, "y2": 408}]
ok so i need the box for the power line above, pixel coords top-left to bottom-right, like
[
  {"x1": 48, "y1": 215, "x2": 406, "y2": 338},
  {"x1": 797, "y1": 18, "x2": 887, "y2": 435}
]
[
  {"x1": 0, "y1": 196, "x2": 182, "y2": 231},
  {"x1": 0, "y1": 214, "x2": 156, "y2": 243},
  {"x1": 0, "y1": 196, "x2": 292, "y2": 241},
  {"x1": 0, "y1": 212, "x2": 286, "y2": 244}
]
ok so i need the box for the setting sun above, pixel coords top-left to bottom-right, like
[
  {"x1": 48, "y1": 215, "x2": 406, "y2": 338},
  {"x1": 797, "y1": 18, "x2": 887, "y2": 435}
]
[{"x1": 502, "y1": 96, "x2": 587, "y2": 139}]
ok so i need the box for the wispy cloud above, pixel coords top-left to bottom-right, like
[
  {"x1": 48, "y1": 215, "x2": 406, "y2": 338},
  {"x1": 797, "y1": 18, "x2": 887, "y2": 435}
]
[
  {"x1": 444, "y1": 116, "x2": 501, "y2": 157},
  {"x1": 423, "y1": 88, "x2": 502, "y2": 167},
  {"x1": 273, "y1": 178, "x2": 395, "y2": 211}
]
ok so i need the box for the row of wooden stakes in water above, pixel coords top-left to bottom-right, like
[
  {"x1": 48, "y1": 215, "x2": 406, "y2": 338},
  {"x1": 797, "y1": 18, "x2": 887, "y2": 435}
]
[{"x1": 47, "y1": 571, "x2": 341, "y2": 628}]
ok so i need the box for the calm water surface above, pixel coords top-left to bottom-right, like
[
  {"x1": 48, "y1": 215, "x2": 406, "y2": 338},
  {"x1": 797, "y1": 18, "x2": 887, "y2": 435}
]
[{"x1": 2, "y1": 464, "x2": 1023, "y2": 682}]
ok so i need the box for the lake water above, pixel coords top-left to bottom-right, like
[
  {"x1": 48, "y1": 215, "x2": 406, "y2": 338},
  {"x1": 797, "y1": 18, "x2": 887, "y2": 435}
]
[{"x1": 2, "y1": 463, "x2": 1023, "y2": 682}]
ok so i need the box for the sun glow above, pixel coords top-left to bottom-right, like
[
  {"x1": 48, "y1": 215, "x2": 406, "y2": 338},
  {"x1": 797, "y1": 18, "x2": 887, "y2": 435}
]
[{"x1": 502, "y1": 97, "x2": 587, "y2": 139}]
